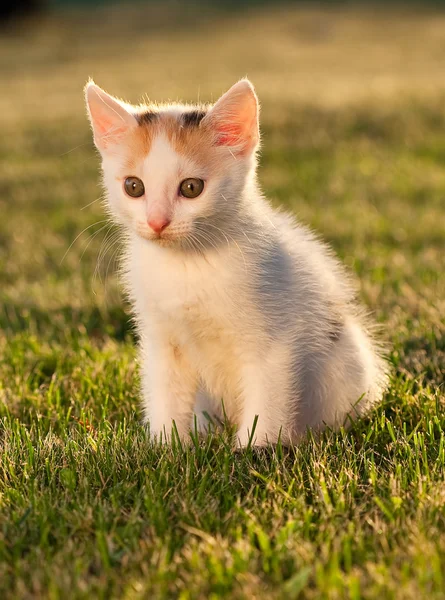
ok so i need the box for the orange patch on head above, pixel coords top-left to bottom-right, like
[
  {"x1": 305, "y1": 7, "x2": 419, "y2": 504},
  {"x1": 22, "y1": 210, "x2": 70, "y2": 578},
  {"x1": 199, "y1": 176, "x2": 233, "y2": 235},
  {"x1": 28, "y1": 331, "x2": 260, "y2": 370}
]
[
  {"x1": 160, "y1": 109, "x2": 220, "y2": 168},
  {"x1": 120, "y1": 106, "x2": 209, "y2": 171},
  {"x1": 121, "y1": 110, "x2": 159, "y2": 171}
]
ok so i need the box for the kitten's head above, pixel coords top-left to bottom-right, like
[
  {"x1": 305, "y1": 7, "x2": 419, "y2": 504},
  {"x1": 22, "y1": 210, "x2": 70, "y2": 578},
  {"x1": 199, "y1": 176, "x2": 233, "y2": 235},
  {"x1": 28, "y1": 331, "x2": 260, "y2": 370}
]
[{"x1": 85, "y1": 79, "x2": 259, "y2": 250}]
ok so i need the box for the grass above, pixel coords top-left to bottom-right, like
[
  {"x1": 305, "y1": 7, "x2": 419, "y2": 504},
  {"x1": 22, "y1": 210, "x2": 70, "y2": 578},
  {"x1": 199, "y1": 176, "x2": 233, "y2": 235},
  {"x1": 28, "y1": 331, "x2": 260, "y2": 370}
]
[{"x1": 1, "y1": 2, "x2": 445, "y2": 598}]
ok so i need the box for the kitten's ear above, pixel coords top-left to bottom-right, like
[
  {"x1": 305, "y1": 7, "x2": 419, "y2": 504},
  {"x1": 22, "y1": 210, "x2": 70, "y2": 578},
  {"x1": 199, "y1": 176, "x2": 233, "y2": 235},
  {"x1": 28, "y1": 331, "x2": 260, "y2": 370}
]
[
  {"x1": 85, "y1": 81, "x2": 137, "y2": 152},
  {"x1": 202, "y1": 79, "x2": 259, "y2": 155}
]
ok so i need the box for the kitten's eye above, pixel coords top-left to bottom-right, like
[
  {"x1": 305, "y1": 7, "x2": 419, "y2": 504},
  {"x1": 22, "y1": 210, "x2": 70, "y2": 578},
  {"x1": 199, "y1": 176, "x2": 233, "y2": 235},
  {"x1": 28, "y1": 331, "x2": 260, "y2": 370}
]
[
  {"x1": 179, "y1": 178, "x2": 204, "y2": 199},
  {"x1": 124, "y1": 177, "x2": 145, "y2": 198}
]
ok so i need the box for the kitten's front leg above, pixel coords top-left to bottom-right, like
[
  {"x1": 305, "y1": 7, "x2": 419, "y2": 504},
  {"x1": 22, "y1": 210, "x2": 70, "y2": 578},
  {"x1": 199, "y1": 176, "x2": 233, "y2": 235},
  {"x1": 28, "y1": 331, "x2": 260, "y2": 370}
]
[
  {"x1": 237, "y1": 406, "x2": 272, "y2": 448},
  {"x1": 237, "y1": 363, "x2": 277, "y2": 448},
  {"x1": 140, "y1": 333, "x2": 197, "y2": 443},
  {"x1": 236, "y1": 357, "x2": 291, "y2": 448}
]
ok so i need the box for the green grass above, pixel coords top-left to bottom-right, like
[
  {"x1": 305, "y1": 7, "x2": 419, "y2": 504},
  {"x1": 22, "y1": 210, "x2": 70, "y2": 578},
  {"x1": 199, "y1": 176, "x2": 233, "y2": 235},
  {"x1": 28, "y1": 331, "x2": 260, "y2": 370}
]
[{"x1": 1, "y1": 3, "x2": 445, "y2": 599}]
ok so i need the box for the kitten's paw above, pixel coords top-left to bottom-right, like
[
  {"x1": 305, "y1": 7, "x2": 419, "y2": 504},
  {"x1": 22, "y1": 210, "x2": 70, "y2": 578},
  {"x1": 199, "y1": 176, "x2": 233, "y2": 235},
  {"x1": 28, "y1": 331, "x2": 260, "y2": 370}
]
[
  {"x1": 237, "y1": 427, "x2": 269, "y2": 449},
  {"x1": 145, "y1": 421, "x2": 192, "y2": 446}
]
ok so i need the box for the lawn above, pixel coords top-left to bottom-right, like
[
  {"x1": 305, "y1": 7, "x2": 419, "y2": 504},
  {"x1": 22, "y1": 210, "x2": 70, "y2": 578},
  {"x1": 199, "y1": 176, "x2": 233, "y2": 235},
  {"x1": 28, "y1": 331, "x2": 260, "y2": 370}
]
[{"x1": 0, "y1": 2, "x2": 444, "y2": 598}]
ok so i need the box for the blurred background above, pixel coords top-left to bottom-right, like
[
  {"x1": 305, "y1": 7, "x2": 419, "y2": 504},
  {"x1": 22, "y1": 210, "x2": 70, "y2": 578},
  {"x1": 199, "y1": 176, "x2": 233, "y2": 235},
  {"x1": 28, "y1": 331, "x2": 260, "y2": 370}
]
[{"x1": 0, "y1": 0, "x2": 444, "y2": 381}]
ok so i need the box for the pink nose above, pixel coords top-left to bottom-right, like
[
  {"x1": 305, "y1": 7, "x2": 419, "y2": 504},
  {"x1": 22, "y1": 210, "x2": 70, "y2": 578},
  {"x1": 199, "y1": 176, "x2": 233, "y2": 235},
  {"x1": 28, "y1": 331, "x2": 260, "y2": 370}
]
[{"x1": 147, "y1": 217, "x2": 171, "y2": 234}]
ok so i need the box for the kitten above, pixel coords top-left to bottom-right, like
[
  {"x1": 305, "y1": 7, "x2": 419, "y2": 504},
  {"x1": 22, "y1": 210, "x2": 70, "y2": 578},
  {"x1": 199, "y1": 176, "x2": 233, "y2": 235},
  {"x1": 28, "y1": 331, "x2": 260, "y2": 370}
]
[{"x1": 85, "y1": 78, "x2": 389, "y2": 447}]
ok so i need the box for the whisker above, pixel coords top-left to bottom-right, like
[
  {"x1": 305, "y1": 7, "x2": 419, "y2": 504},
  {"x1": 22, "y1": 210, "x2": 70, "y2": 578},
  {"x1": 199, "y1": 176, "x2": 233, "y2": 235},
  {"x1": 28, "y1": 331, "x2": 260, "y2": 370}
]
[
  {"x1": 80, "y1": 194, "x2": 105, "y2": 211},
  {"x1": 188, "y1": 232, "x2": 207, "y2": 255},
  {"x1": 79, "y1": 222, "x2": 111, "y2": 262},
  {"x1": 60, "y1": 219, "x2": 108, "y2": 265},
  {"x1": 97, "y1": 231, "x2": 120, "y2": 281},
  {"x1": 60, "y1": 142, "x2": 92, "y2": 156},
  {"x1": 200, "y1": 222, "x2": 249, "y2": 272},
  {"x1": 93, "y1": 226, "x2": 120, "y2": 286},
  {"x1": 183, "y1": 235, "x2": 198, "y2": 256},
  {"x1": 198, "y1": 221, "x2": 231, "y2": 249},
  {"x1": 241, "y1": 230, "x2": 254, "y2": 246},
  {"x1": 193, "y1": 227, "x2": 220, "y2": 253},
  {"x1": 187, "y1": 230, "x2": 209, "y2": 256},
  {"x1": 105, "y1": 236, "x2": 123, "y2": 286}
]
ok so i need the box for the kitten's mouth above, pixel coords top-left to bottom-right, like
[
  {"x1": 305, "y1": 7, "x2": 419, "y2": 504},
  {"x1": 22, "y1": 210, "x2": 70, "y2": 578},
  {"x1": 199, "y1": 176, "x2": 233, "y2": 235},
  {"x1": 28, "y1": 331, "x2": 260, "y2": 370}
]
[
  {"x1": 135, "y1": 225, "x2": 185, "y2": 247},
  {"x1": 152, "y1": 235, "x2": 176, "y2": 246}
]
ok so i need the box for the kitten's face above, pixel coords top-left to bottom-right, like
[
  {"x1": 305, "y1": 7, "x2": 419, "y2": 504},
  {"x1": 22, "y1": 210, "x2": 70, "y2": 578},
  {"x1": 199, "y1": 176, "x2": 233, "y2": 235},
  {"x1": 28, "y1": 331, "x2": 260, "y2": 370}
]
[{"x1": 85, "y1": 80, "x2": 259, "y2": 251}]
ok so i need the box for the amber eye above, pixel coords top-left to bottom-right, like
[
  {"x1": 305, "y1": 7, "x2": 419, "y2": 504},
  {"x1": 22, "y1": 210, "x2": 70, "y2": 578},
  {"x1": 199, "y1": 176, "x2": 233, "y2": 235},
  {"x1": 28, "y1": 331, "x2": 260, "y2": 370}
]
[
  {"x1": 124, "y1": 177, "x2": 145, "y2": 198},
  {"x1": 179, "y1": 178, "x2": 204, "y2": 199}
]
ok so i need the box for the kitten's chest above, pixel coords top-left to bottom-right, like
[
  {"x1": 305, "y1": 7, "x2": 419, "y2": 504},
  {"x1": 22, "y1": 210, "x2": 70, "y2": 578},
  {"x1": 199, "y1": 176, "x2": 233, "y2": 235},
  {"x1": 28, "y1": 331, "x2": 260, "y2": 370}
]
[
  {"x1": 129, "y1": 242, "x2": 252, "y2": 401},
  {"x1": 150, "y1": 272, "x2": 222, "y2": 328},
  {"x1": 129, "y1": 244, "x2": 242, "y2": 331}
]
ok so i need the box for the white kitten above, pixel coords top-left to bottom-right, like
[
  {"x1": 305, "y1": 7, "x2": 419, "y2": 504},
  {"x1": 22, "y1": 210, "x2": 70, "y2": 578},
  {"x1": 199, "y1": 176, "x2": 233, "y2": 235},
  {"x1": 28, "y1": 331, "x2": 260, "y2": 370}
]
[{"x1": 85, "y1": 78, "x2": 389, "y2": 446}]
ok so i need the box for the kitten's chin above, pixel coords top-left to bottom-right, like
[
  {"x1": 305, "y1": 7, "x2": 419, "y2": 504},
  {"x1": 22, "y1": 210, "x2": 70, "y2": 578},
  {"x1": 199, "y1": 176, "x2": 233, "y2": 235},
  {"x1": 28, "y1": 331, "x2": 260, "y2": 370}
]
[{"x1": 135, "y1": 228, "x2": 187, "y2": 249}]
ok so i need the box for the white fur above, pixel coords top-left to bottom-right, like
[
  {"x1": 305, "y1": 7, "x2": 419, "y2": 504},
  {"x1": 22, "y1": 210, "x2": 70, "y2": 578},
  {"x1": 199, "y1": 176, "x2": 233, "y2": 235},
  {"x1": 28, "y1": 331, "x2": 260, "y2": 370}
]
[{"x1": 85, "y1": 79, "x2": 389, "y2": 446}]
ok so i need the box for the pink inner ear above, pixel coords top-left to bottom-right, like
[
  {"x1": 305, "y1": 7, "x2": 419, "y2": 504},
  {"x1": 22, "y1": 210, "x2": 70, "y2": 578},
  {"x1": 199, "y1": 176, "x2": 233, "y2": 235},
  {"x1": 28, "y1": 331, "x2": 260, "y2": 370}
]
[
  {"x1": 215, "y1": 123, "x2": 244, "y2": 146},
  {"x1": 95, "y1": 114, "x2": 128, "y2": 139},
  {"x1": 203, "y1": 80, "x2": 259, "y2": 153}
]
